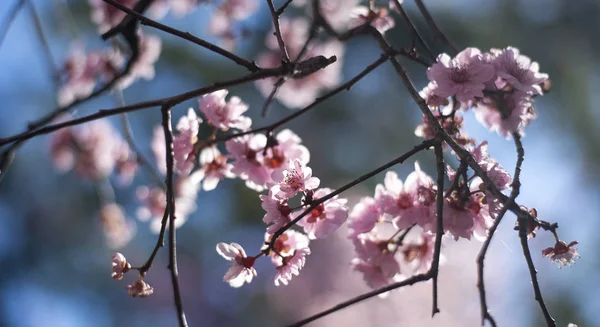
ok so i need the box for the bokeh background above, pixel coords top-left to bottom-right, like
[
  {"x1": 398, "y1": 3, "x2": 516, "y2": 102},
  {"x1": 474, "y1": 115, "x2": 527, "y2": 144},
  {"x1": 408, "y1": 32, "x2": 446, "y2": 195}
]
[{"x1": 0, "y1": 0, "x2": 598, "y2": 326}]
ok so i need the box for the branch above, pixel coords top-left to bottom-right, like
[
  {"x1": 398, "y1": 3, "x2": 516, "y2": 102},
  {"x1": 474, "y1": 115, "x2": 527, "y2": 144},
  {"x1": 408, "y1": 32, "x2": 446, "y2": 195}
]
[
  {"x1": 161, "y1": 105, "x2": 188, "y2": 327},
  {"x1": 101, "y1": 0, "x2": 154, "y2": 40},
  {"x1": 102, "y1": 0, "x2": 259, "y2": 72},
  {"x1": 475, "y1": 133, "x2": 525, "y2": 327},
  {"x1": 413, "y1": 0, "x2": 458, "y2": 55},
  {"x1": 25, "y1": 0, "x2": 59, "y2": 82},
  {"x1": 391, "y1": 0, "x2": 434, "y2": 60},
  {"x1": 0, "y1": 0, "x2": 24, "y2": 49},
  {"x1": 287, "y1": 273, "x2": 431, "y2": 327},
  {"x1": 265, "y1": 0, "x2": 290, "y2": 63},
  {"x1": 431, "y1": 140, "x2": 445, "y2": 316}
]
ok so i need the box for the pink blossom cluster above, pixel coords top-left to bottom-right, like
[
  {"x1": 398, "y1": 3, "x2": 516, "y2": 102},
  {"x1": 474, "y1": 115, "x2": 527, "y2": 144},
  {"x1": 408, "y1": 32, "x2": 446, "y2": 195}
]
[
  {"x1": 346, "y1": 158, "x2": 511, "y2": 291},
  {"x1": 58, "y1": 31, "x2": 161, "y2": 106},
  {"x1": 208, "y1": 0, "x2": 258, "y2": 47},
  {"x1": 89, "y1": 0, "x2": 199, "y2": 34},
  {"x1": 50, "y1": 119, "x2": 138, "y2": 183},
  {"x1": 421, "y1": 47, "x2": 549, "y2": 139},
  {"x1": 255, "y1": 17, "x2": 344, "y2": 108}
]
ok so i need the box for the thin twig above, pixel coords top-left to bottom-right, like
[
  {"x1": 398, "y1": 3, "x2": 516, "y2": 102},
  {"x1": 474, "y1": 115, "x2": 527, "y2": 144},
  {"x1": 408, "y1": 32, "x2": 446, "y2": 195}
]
[
  {"x1": 475, "y1": 133, "x2": 525, "y2": 327},
  {"x1": 25, "y1": 0, "x2": 59, "y2": 82},
  {"x1": 391, "y1": 0, "x2": 434, "y2": 60},
  {"x1": 101, "y1": 0, "x2": 153, "y2": 40},
  {"x1": 276, "y1": 0, "x2": 295, "y2": 15},
  {"x1": 161, "y1": 105, "x2": 189, "y2": 327},
  {"x1": 0, "y1": 0, "x2": 25, "y2": 49},
  {"x1": 265, "y1": 0, "x2": 290, "y2": 63},
  {"x1": 431, "y1": 140, "x2": 444, "y2": 316},
  {"x1": 413, "y1": 0, "x2": 458, "y2": 55},
  {"x1": 286, "y1": 273, "x2": 431, "y2": 327},
  {"x1": 103, "y1": 0, "x2": 259, "y2": 72}
]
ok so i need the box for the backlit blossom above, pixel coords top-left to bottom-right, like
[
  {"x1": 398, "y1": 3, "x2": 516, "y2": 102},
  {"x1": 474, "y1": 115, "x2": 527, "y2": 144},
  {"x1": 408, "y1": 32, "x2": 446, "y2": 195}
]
[
  {"x1": 491, "y1": 47, "x2": 548, "y2": 95},
  {"x1": 419, "y1": 82, "x2": 449, "y2": 109},
  {"x1": 111, "y1": 252, "x2": 130, "y2": 280},
  {"x1": 426, "y1": 47, "x2": 495, "y2": 102},
  {"x1": 226, "y1": 134, "x2": 271, "y2": 191},
  {"x1": 58, "y1": 47, "x2": 123, "y2": 106},
  {"x1": 402, "y1": 232, "x2": 435, "y2": 273},
  {"x1": 127, "y1": 279, "x2": 154, "y2": 297},
  {"x1": 198, "y1": 90, "x2": 251, "y2": 131},
  {"x1": 260, "y1": 190, "x2": 292, "y2": 234},
  {"x1": 173, "y1": 109, "x2": 201, "y2": 175},
  {"x1": 271, "y1": 159, "x2": 320, "y2": 199},
  {"x1": 473, "y1": 91, "x2": 536, "y2": 139},
  {"x1": 264, "y1": 230, "x2": 310, "y2": 265},
  {"x1": 216, "y1": 242, "x2": 257, "y2": 287},
  {"x1": 274, "y1": 247, "x2": 310, "y2": 286},
  {"x1": 100, "y1": 203, "x2": 136, "y2": 249},
  {"x1": 296, "y1": 188, "x2": 349, "y2": 239},
  {"x1": 470, "y1": 141, "x2": 512, "y2": 190},
  {"x1": 542, "y1": 240, "x2": 580, "y2": 268},
  {"x1": 347, "y1": 197, "x2": 381, "y2": 238},
  {"x1": 197, "y1": 146, "x2": 234, "y2": 191},
  {"x1": 349, "y1": 6, "x2": 395, "y2": 34},
  {"x1": 375, "y1": 164, "x2": 436, "y2": 230},
  {"x1": 118, "y1": 33, "x2": 162, "y2": 89}
]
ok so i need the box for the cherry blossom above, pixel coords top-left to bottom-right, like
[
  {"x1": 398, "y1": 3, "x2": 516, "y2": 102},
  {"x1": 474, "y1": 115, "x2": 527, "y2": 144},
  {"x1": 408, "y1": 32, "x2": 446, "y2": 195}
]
[
  {"x1": 49, "y1": 119, "x2": 135, "y2": 181},
  {"x1": 216, "y1": 242, "x2": 257, "y2": 287},
  {"x1": 542, "y1": 240, "x2": 580, "y2": 268},
  {"x1": 260, "y1": 190, "x2": 292, "y2": 234},
  {"x1": 473, "y1": 90, "x2": 536, "y2": 139},
  {"x1": 226, "y1": 134, "x2": 271, "y2": 191},
  {"x1": 127, "y1": 279, "x2": 154, "y2": 297},
  {"x1": 347, "y1": 197, "x2": 381, "y2": 238},
  {"x1": 118, "y1": 33, "x2": 162, "y2": 89},
  {"x1": 58, "y1": 47, "x2": 123, "y2": 106},
  {"x1": 208, "y1": 0, "x2": 258, "y2": 45},
  {"x1": 426, "y1": 47, "x2": 495, "y2": 102},
  {"x1": 100, "y1": 203, "x2": 136, "y2": 249},
  {"x1": 349, "y1": 6, "x2": 395, "y2": 34},
  {"x1": 419, "y1": 82, "x2": 449, "y2": 109},
  {"x1": 264, "y1": 230, "x2": 310, "y2": 265},
  {"x1": 295, "y1": 188, "x2": 349, "y2": 239},
  {"x1": 274, "y1": 247, "x2": 311, "y2": 286},
  {"x1": 469, "y1": 141, "x2": 512, "y2": 190},
  {"x1": 351, "y1": 233, "x2": 402, "y2": 292},
  {"x1": 173, "y1": 108, "x2": 201, "y2": 175},
  {"x1": 111, "y1": 252, "x2": 130, "y2": 280},
  {"x1": 263, "y1": 129, "x2": 311, "y2": 169},
  {"x1": 375, "y1": 164, "x2": 436, "y2": 230},
  {"x1": 198, "y1": 90, "x2": 251, "y2": 131},
  {"x1": 197, "y1": 146, "x2": 234, "y2": 191},
  {"x1": 402, "y1": 232, "x2": 435, "y2": 273},
  {"x1": 491, "y1": 47, "x2": 549, "y2": 95},
  {"x1": 271, "y1": 159, "x2": 320, "y2": 199}
]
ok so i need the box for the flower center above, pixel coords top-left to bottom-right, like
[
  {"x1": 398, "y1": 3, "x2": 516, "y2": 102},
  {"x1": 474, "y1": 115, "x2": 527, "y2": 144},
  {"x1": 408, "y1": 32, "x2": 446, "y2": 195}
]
[
  {"x1": 450, "y1": 67, "x2": 470, "y2": 83},
  {"x1": 307, "y1": 203, "x2": 325, "y2": 223}
]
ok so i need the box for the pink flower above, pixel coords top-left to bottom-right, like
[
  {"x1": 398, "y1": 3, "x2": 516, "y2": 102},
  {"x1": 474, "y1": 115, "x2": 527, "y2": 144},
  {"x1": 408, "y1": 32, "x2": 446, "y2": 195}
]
[
  {"x1": 58, "y1": 47, "x2": 123, "y2": 106},
  {"x1": 136, "y1": 171, "x2": 202, "y2": 233},
  {"x1": 419, "y1": 82, "x2": 449, "y2": 108},
  {"x1": 426, "y1": 48, "x2": 495, "y2": 102},
  {"x1": 473, "y1": 91, "x2": 536, "y2": 139},
  {"x1": 197, "y1": 146, "x2": 234, "y2": 191},
  {"x1": 349, "y1": 6, "x2": 395, "y2": 34},
  {"x1": 491, "y1": 47, "x2": 548, "y2": 95},
  {"x1": 347, "y1": 197, "x2": 381, "y2": 238},
  {"x1": 127, "y1": 279, "x2": 154, "y2": 297},
  {"x1": 264, "y1": 230, "x2": 310, "y2": 264},
  {"x1": 470, "y1": 141, "x2": 512, "y2": 190},
  {"x1": 402, "y1": 232, "x2": 435, "y2": 273},
  {"x1": 263, "y1": 129, "x2": 310, "y2": 168},
  {"x1": 274, "y1": 247, "x2": 310, "y2": 286},
  {"x1": 260, "y1": 189, "x2": 292, "y2": 234},
  {"x1": 168, "y1": 0, "x2": 200, "y2": 16},
  {"x1": 100, "y1": 203, "x2": 136, "y2": 249},
  {"x1": 317, "y1": 0, "x2": 361, "y2": 30},
  {"x1": 296, "y1": 188, "x2": 349, "y2": 239},
  {"x1": 351, "y1": 259, "x2": 402, "y2": 293},
  {"x1": 118, "y1": 33, "x2": 162, "y2": 89},
  {"x1": 173, "y1": 108, "x2": 201, "y2": 175},
  {"x1": 271, "y1": 159, "x2": 320, "y2": 199},
  {"x1": 49, "y1": 119, "x2": 131, "y2": 180},
  {"x1": 111, "y1": 252, "x2": 130, "y2": 280},
  {"x1": 216, "y1": 242, "x2": 257, "y2": 287},
  {"x1": 208, "y1": 0, "x2": 258, "y2": 44},
  {"x1": 542, "y1": 240, "x2": 580, "y2": 268},
  {"x1": 198, "y1": 90, "x2": 251, "y2": 131},
  {"x1": 226, "y1": 134, "x2": 271, "y2": 191},
  {"x1": 375, "y1": 164, "x2": 436, "y2": 230}
]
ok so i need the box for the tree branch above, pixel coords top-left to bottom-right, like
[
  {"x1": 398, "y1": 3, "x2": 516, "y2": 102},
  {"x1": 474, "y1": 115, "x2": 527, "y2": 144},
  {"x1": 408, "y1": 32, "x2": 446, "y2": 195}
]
[
  {"x1": 431, "y1": 140, "x2": 445, "y2": 316},
  {"x1": 0, "y1": 0, "x2": 24, "y2": 49},
  {"x1": 413, "y1": 0, "x2": 458, "y2": 55}
]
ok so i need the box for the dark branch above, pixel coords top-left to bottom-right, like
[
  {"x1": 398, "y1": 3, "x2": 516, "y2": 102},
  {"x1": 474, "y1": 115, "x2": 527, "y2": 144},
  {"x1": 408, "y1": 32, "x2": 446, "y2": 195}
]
[
  {"x1": 161, "y1": 105, "x2": 189, "y2": 327},
  {"x1": 102, "y1": 0, "x2": 259, "y2": 72},
  {"x1": 431, "y1": 141, "x2": 445, "y2": 316},
  {"x1": 265, "y1": 0, "x2": 291, "y2": 63},
  {"x1": 413, "y1": 0, "x2": 459, "y2": 55},
  {"x1": 391, "y1": 0, "x2": 435, "y2": 60}
]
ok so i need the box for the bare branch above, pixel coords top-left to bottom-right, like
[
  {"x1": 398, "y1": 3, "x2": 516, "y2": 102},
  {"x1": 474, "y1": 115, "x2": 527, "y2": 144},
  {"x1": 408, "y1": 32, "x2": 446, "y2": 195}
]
[
  {"x1": 265, "y1": 0, "x2": 291, "y2": 63},
  {"x1": 431, "y1": 140, "x2": 445, "y2": 316},
  {"x1": 413, "y1": 0, "x2": 459, "y2": 55},
  {"x1": 0, "y1": 0, "x2": 24, "y2": 49}
]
